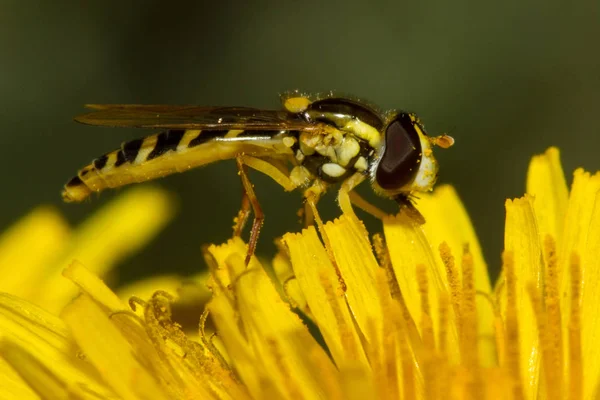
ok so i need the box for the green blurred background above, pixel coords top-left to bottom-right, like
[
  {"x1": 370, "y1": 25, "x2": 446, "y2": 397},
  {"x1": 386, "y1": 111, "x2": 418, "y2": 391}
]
[{"x1": 1, "y1": 1, "x2": 598, "y2": 283}]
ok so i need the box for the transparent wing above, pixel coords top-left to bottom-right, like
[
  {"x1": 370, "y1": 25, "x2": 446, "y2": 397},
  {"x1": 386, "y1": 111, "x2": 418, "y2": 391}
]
[{"x1": 75, "y1": 104, "x2": 313, "y2": 130}]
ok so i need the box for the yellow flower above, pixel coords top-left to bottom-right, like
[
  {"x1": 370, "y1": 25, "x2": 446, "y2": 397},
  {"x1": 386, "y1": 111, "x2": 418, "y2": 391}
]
[
  {"x1": 0, "y1": 187, "x2": 176, "y2": 312},
  {"x1": 0, "y1": 147, "x2": 598, "y2": 399}
]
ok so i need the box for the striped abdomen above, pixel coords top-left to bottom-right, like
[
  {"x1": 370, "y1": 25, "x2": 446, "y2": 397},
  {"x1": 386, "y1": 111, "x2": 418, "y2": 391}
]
[{"x1": 62, "y1": 129, "x2": 290, "y2": 202}]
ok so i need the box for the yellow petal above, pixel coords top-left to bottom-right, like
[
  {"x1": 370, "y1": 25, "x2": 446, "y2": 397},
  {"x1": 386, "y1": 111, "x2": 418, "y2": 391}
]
[
  {"x1": 0, "y1": 340, "x2": 118, "y2": 400},
  {"x1": 0, "y1": 357, "x2": 39, "y2": 400},
  {"x1": 65, "y1": 261, "x2": 229, "y2": 399},
  {"x1": 62, "y1": 294, "x2": 167, "y2": 400},
  {"x1": 526, "y1": 147, "x2": 568, "y2": 244},
  {"x1": 272, "y1": 250, "x2": 310, "y2": 317},
  {"x1": 559, "y1": 169, "x2": 600, "y2": 399},
  {"x1": 283, "y1": 226, "x2": 368, "y2": 368},
  {"x1": 0, "y1": 207, "x2": 70, "y2": 298},
  {"x1": 37, "y1": 187, "x2": 174, "y2": 313},
  {"x1": 503, "y1": 195, "x2": 543, "y2": 398},
  {"x1": 0, "y1": 293, "x2": 114, "y2": 399},
  {"x1": 417, "y1": 185, "x2": 495, "y2": 365},
  {"x1": 208, "y1": 238, "x2": 342, "y2": 400},
  {"x1": 62, "y1": 261, "x2": 123, "y2": 312},
  {"x1": 322, "y1": 215, "x2": 386, "y2": 340},
  {"x1": 209, "y1": 291, "x2": 266, "y2": 398},
  {"x1": 418, "y1": 185, "x2": 490, "y2": 293},
  {"x1": 383, "y1": 212, "x2": 460, "y2": 363}
]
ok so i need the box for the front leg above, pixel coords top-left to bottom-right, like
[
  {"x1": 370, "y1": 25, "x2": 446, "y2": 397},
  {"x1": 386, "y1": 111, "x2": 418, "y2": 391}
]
[{"x1": 336, "y1": 172, "x2": 368, "y2": 217}]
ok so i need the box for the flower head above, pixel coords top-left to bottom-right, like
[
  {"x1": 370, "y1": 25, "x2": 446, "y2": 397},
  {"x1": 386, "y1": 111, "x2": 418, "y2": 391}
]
[{"x1": 0, "y1": 147, "x2": 599, "y2": 399}]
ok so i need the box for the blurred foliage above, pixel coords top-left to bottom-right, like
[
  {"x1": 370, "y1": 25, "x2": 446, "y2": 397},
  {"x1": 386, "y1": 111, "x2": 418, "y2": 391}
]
[{"x1": 1, "y1": 0, "x2": 598, "y2": 283}]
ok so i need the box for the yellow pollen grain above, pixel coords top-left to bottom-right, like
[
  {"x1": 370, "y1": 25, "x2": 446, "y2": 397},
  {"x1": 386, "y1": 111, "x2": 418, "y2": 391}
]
[
  {"x1": 439, "y1": 242, "x2": 462, "y2": 322},
  {"x1": 503, "y1": 251, "x2": 525, "y2": 400},
  {"x1": 568, "y1": 252, "x2": 582, "y2": 400}
]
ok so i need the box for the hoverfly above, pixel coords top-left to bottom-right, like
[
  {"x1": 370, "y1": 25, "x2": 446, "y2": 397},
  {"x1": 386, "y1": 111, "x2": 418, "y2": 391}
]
[{"x1": 63, "y1": 92, "x2": 454, "y2": 263}]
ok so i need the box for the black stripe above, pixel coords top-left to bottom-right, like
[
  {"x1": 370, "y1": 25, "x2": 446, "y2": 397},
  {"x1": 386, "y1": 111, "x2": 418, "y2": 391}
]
[
  {"x1": 122, "y1": 138, "x2": 144, "y2": 163},
  {"x1": 147, "y1": 130, "x2": 185, "y2": 160},
  {"x1": 81, "y1": 168, "x2": 90, "y2": 177},
  {"x1": 93, "y1": 154, "x2": 108, "y2": 170},
  {"x1": 188, "y1": 130, "x2": 228, "y2": 147},
  {"x1": 115, "y1": 150, "x2": 126, "y2": 166},
  {"x1": 66, "y1": 176, "x2": 84, "y2": 187}
]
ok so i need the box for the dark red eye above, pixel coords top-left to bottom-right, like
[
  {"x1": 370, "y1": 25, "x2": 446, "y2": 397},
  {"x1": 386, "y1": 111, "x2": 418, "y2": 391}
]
[{"x1": 375, "y1": 113, "x2": 422, "y2": 190}]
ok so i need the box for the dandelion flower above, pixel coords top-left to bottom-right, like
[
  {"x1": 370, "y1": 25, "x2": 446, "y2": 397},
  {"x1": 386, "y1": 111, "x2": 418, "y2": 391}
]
[{"x1": 0, "y1": 147, "x2": 598, "y2": 400}]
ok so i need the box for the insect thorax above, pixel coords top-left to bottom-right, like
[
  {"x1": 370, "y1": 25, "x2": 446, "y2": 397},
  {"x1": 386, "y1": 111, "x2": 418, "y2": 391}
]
[{"x1": 289, "y1": 97, "x2": 384, "y2": 183}]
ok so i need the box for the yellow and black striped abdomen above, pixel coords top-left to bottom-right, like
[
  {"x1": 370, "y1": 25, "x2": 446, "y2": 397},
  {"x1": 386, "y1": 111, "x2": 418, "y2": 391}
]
[{"x1": 62, "y1": 129, "x2": 290, "y2": 202}]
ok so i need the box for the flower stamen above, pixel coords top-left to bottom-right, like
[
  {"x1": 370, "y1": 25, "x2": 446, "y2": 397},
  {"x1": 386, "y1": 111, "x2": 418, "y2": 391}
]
[
  {"x1": 503, "y1": 251, "x2": 525, "y2": 400},
  {"x1": 461, "y1": 245, "x2": 478, "y2": 368},
  {"x1": 440, "y1": 242, "x2": 462, "y2": 322},
  {"x1": 568, "y1": 252, "x2": 582, "y2": 400}
]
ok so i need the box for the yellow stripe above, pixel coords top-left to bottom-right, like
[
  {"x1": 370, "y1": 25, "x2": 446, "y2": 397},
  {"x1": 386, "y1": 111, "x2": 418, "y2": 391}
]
[
  {"x1": 135, "y1": 135, "x2": 158, "y2": 164},
  {"x1": 177, "y1": 129, "x2": 200, "y2": 151}
]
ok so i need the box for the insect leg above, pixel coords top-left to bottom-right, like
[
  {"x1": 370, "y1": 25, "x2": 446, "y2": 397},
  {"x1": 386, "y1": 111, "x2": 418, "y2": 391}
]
[
  {"x1": 237, "y1": 155, "x2": 298, "y2": 191},
  {"x1": 302, "y1": 179, "x2": 326, "y2": 228},
  {"x1": 348, "y1": 191, "x2": 388, "y2": 220},
  {"x1": 303, "y1": 180, "x2": 347, "y2": 291},
  {"x1": 337, "y1": 172, "x2": 368, "y2": 217},
  {"x1": 234, "y1": 155, "x2": 304, "y2": 265},
  {"x1": 232, "y1": 192, "x2": 251, "y2": 237},
  {"x1": 235, "y1": 156, "x2": 264, "y2": 265}
]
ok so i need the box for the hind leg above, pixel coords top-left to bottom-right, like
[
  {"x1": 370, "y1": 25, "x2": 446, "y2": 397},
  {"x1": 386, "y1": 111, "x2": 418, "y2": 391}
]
[{"x1": 233, "y1": 155, "x2": 303, "y2": 264}]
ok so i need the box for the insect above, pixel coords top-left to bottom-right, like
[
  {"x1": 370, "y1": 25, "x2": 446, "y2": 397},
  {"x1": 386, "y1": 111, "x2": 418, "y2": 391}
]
[{"x1": 63, "y1": 92, "x2": 454, "y2": 263}]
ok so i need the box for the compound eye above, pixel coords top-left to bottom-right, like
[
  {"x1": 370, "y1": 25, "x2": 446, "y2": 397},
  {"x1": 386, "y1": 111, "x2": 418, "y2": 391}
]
[{"x1": 375, "y1": 113, "x2": 422, "y2": 190}]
